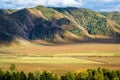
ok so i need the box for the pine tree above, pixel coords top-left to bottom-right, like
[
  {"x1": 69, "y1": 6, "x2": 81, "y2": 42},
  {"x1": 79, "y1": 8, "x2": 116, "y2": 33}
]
[
  {"x1": 87, "y1": 69, "x2": 94, "y2": 80},
  {"x1": 20, "y1": 71, "x2": 27, "y2": 80},
  {"x1": 104, "y1": 76, "x2": 109, "y2": 80},
  {"x1": 35, "y1": 71, "x2": 41, "y2": 80},
  {"x1": 28, "y1": 73, "x2": 36, "y2": 80},
  {"x1": 65, "y1": 72, "x2": 75, "y2": 80},
  {"x1": 0, "y1": 69, "x2": 4, "y2": 80},
  {"x1": 110, "y1": 71, "x2": 118, "y2": 79},
  {"x1": 2, "y1": 71, "x2": 12, "y2": 80},
  {"x1": 93, "y1": 69, "x2": 104, "y2": 80}
]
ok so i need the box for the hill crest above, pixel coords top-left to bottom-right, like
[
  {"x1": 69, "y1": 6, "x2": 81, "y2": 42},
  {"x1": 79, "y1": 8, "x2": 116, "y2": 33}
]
[{"x1": 0, "y1": 6, "x2": 120, "y2": 44}]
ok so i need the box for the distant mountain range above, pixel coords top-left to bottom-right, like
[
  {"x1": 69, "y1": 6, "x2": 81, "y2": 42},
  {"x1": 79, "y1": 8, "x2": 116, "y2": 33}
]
[{"x1": 0, "y1": 6, "x2": 120, "y2": 45}]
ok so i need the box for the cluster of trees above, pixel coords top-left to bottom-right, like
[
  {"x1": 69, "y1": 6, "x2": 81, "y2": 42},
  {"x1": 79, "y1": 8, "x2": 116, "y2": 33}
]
[
  {"x1": 68, "y1": 9, "x2": 114, "y2": 36},
  {"x1": 0, "y1": 64, "x2": 60, "y2": 80},
  {"x1": 69, "y1": 28, "x2": 82, "y2": 36},
  {"x1": 110, "y1": 12, "x2": 120, "y2": 25},
  {"x1": 0, "y1": 70, "x2": 60, "y2": 80},
  {"x1": 54, "y1": 8, "x2": 115, "y2": 36},
  {"x1": 63, "y1": 68, "x2": 120, "y2": 80},
  {"x1": 36, "y1": 6, "x2": 56, "y2": 20},
  {"x1": 0, "y1": 64, "x2": 120, "y2": 80},
  {"x1": 56, "y1": 18, "x2": 82, "y2": 36},
  {"x1": 100, "y1": 11, "x2": 120, "y2": 25}
]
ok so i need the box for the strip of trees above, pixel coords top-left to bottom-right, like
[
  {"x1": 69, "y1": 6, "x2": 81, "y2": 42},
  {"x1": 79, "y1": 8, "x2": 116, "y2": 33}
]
[{"x1": 0, "y1": 64, "x2": 120, "y2": 80}]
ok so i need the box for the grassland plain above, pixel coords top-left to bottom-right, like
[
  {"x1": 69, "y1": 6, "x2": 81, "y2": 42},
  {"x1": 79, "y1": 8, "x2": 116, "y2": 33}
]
[{"x1": 0, "y1": 43, "x2": 120, "y2": 75}]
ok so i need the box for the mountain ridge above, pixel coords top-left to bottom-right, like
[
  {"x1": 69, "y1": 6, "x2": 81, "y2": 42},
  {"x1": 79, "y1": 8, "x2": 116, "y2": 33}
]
[{"x1": 0, "y1": 6, "x2": 120, "y2": 45}]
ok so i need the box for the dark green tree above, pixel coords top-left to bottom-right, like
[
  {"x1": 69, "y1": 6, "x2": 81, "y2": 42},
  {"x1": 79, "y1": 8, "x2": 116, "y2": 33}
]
[
  {"x1": 65, "y1": 72, "x2": 75, "y2": 80},
  {"x1": 110, "y1": 71, "x2": 118, "y2": 80},
  {"x1": 40, "y1": 71, "x2": 58, "y2": 80},
  {"x1": 93, "y1": 69, "x2": 104, "y2": 80},
  {"x1": 20, "y1": 71, "x2": 27, "y2": 80},
  {"x1": 27, "y1": 73, "x2": 36, "y2": 80},
  {"x1": 35, "y1": 71, "x2": 41, "y2": 80},
  {"x1": 104, "y1": 76, "x2": 109, "y2": 80},
  {"x1": 2, "y1": 71, "x2": 12, "y2": 80},
  {"x1": 0, "y1": 69, "x2": 4, "y2": 80},
  {"x1": 75, "y1": 72, "x2": 88, "y2": 80},
  {"x1": 87, "y1": 69, "x2": 94, "y2": 80}
]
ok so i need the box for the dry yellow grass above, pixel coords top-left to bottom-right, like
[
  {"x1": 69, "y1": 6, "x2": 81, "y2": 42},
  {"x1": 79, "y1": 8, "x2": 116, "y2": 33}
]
[
  {"x1": 0, "y1": 63, "x2": 119, "y2": 75},
  {"x1": 0, "y1": 43, "x2": 120, "y2": 75},
  {"x1": 0, "y1": 43, "x2": 120, "y2": 55}
]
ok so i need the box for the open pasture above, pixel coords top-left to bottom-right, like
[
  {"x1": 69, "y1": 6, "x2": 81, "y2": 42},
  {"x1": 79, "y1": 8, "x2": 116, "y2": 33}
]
[{"x1": 0, "y1": 43, "x2": 120, "y2": 75}]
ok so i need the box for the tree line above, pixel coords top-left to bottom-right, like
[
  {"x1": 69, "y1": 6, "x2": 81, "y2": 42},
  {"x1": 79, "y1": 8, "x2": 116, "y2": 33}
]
[{"x1": 0, "y1": 64, "x2": 120, "y2": 80}]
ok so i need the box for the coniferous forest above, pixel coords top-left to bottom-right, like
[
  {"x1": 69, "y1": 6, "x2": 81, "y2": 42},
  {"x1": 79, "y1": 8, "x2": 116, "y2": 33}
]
[{"x1": 0, "y1": 64, "x2": 120, "y2": 80}]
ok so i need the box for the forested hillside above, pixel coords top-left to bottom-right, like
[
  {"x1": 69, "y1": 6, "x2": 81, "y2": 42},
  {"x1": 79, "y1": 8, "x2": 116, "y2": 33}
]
[
  {"x1": 0, "y1": 6, "x2": 120, "y2": 44},
  {"x1": 54, "y1": 7, "x2": 119, "y2": 36}
]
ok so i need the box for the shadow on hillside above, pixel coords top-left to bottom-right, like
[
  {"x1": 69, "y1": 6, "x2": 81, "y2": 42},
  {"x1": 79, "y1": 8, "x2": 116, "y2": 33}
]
[
  {"x1": 36, "y1": 38, "x2": 120, "y2": 46},
  {"x1": 73, "y1": 38, "x2": 120, "y2": 44}
]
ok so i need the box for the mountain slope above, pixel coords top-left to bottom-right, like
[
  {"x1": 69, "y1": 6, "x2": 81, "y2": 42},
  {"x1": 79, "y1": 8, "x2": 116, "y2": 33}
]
[
  {"x1": 54, "y1": 7, "x2": 120, "y2": 37},
  {"x1": 0, "y1": 6, "x2": 120, "y2": 44},
  {"x1": 100, "y1": 11, "x2": 120, "y2": 31},
  {"x1": 0, "y1": 14, "x2": 25, "y2": 41}
]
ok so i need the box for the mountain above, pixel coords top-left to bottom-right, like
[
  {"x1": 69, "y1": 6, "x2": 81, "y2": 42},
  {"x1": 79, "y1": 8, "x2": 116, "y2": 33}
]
[
  {"x1": 100, "y1": 11, "x2": 120, "y2": 32},
  {"x1": 54, "y1": 7, "x2": 120, "y2": 36},
  {"x1": 100, "y1": 11, "x2": 120, "y2": 25},
  {"x1": 0, "y1": 6, "x2": 120, "y2": 45}
]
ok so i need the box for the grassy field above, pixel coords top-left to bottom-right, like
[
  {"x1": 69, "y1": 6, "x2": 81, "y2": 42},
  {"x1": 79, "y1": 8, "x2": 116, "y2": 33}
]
[{"x1": 0, "y1": 43, "x2": 120, "y2": 75}]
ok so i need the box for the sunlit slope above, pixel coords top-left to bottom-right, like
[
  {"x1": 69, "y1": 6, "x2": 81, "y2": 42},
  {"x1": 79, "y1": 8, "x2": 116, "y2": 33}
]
[{"x1": 0, "y1": 6, "x2": 120, "y2": 45}]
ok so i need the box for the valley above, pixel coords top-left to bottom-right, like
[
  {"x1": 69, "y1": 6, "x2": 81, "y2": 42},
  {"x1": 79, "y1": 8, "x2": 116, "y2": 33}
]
[
  {"x1": 0, "y1": 43, "x2": 120, "y2": 75},
  {"x1": 0, "y1": 6, "x2": 120, "y2": 76}
]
